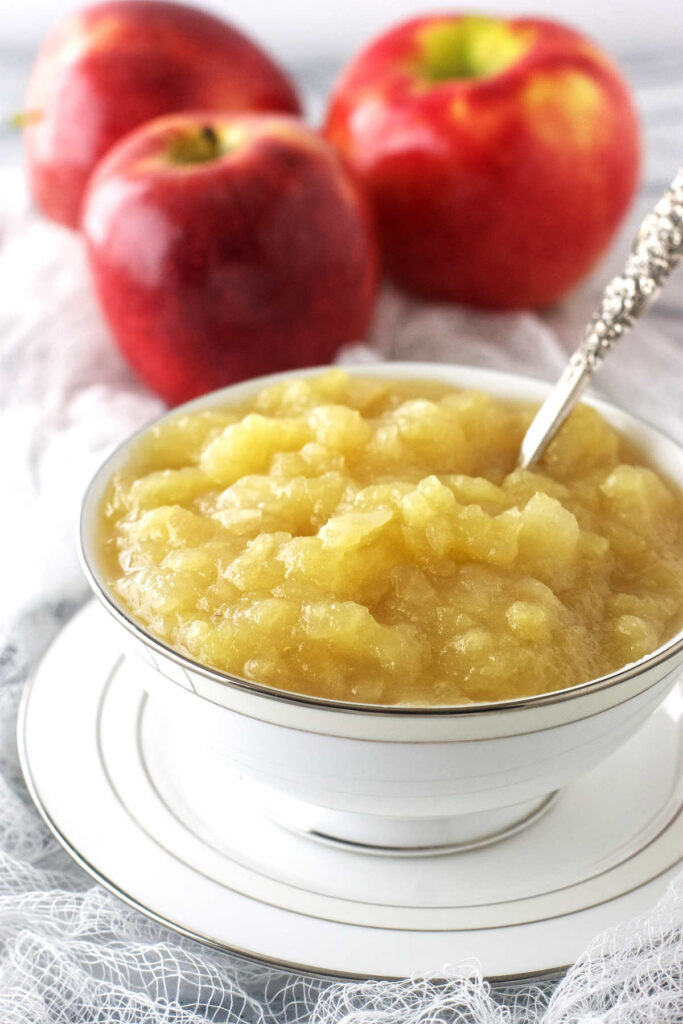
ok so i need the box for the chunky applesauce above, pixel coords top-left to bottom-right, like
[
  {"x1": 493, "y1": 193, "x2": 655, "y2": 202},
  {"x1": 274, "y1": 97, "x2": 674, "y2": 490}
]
[{"x1": 99, "y1": 371, "x2": 683, "y2": 704}]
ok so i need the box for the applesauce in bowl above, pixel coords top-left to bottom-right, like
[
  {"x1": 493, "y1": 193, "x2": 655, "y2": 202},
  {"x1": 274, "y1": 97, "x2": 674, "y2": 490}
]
[
  {"x1": 95, "y1": 368, "x2": 683, "y2": 707},
  {"x1": 80, "y1": 364, "x2": 683, "y2": 851}
]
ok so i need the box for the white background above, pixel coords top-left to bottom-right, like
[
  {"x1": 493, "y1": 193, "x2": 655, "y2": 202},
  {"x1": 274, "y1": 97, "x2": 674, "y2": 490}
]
[{"x1": 4, "y1": 0, "x2": 683, "y2": 63}]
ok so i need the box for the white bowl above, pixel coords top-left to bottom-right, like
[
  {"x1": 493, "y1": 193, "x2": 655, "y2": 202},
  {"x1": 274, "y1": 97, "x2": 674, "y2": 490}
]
[{"x1": 79, "y1": 364, "x2": 683, "y2": 853}]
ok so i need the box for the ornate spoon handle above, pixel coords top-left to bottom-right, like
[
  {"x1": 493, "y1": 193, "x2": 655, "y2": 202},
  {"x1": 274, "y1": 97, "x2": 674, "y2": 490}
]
[{"x1": 518, "y1": 168, "x2": 683, "y2": 470}]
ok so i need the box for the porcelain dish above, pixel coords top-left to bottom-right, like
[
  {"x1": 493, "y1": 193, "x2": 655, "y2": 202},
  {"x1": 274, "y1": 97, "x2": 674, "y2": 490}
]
[{"x1": 79, "y1": 364, "x2": 683, "y2": 851}]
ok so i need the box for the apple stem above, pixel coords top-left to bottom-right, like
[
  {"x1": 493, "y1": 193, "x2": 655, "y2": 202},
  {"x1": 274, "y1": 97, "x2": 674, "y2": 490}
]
[{"x1": 201, "y1": 124, "x2": 219, "y2": 153}]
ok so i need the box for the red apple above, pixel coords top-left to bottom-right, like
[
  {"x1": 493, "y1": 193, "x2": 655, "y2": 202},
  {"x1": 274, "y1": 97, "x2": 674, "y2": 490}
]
[
  {"x1": 82, "y1": 113, "x2": 378, "y2": 404},
  {"x1": 24, "y1": 0, "x2": 301, "y2": 229},
  {"x1": 325, "y1": 14, "x2": 640, "y2": 309}
]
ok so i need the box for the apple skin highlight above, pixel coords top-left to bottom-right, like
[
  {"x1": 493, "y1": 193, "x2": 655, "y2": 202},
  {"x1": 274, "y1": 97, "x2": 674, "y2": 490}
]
[
  {"x1": 325, "y1": 14, "x2": 640, "y2": 310},
  {"x1": 24, "y1": 0, "x2": 302, "y2": 229},
  {"x1": 82, "y1": 114, "x2": 379, "y2": 405}
]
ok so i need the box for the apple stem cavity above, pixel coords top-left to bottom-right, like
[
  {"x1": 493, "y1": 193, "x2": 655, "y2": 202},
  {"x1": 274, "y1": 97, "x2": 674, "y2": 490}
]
[
  {"x1": 169, "y1": 124, "x2": 224, "y2": 165},
  {"x1": 418, "y1": 16, "x2": 532, "y2": 83}
]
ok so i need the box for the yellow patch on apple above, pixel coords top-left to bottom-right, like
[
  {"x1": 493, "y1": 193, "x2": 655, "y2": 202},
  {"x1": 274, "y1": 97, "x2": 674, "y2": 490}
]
[{"x1": 523, "y1": 70, "x2": 605, "y2": 149}]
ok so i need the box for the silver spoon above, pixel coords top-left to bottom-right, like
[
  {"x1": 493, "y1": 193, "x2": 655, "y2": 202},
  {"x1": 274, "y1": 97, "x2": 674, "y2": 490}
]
[{"x1": 518, "y1": 168, "x2": 683, "y2": 470}]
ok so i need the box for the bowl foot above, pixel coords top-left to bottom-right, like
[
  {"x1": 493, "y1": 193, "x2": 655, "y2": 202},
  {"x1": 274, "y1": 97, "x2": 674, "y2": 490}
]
[{"x1": 248, "y1": 784, "x2": 558, "y2": 856}]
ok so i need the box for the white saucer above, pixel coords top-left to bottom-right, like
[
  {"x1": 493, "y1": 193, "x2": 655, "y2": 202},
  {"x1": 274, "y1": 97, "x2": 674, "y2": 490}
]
[{"x1": 19, "y1": 603, "x2": 683, "y2": 980}]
